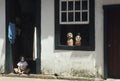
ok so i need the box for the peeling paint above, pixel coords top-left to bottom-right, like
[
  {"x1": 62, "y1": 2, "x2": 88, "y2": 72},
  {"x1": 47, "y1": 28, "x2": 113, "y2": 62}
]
[
  {"x1": 70, "y1": 69, "x2": 96, "y2": 78},
  {"x1": 42, "y1": 67, "x2": 54, "y2": 74},
  {"x1": 0, "y1": 65, "x2": 4, "y2": 73}
]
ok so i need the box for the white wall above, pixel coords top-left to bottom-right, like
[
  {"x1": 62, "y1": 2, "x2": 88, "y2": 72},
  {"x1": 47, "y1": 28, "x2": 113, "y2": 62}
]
[
  {"x1": 0, "y1": 0, "x2": 5, "y2": 73},
  {"x1": 103, "y1": 0, "x2": 120, "y2": 5},
  {"x1": 41, "y1": 0, "x2": 100, "y2": 78},
  {"x1": 40, "y1": 0, "x2": 120, "y2": 78},
  {"x1": 95, "y1": 0, "x2": 104, "y2": 78}
]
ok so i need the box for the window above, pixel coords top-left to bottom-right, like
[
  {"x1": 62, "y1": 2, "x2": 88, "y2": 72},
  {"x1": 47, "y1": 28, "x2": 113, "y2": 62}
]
[
  {"x1": 60, "y1": 0, "x2": 89, "y2": 24},
  {"x1": 55, "y1": 0, "x2": 95, "y2": 50}
]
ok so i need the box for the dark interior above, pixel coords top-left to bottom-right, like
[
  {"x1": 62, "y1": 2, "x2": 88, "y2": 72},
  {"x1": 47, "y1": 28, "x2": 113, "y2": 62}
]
[
  {"x1": 7, "y1": 0, "x2": 39, "y2": 73},
  {"x1": 60, "y1": 25, "x2": 89, "y2": 46}
]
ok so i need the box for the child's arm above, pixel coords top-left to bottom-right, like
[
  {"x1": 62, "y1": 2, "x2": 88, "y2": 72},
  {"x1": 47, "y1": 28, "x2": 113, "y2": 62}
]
[{"x1": 18, "y1": 66, "x2": 22, "y2": 74}]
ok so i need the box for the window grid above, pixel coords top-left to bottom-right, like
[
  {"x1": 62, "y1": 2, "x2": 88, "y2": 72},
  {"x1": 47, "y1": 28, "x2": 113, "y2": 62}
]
[
  {"x1": 80, "y1": 0, "x2": 82, "y2": 21},
  {"x1": 87, "y1": 0, "x2": 89, "y2": 23},
  {"x1": 67, "y1": 0, "x2": 68, "y2": 22},
  {"x1": 60, "y1": 0, "x2": 89, "y2": 24},
  {"x1": 73, "y1": 0, "x2": 75, "y2": 22}
]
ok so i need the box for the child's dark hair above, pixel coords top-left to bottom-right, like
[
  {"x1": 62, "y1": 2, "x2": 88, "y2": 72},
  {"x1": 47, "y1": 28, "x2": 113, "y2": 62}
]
[{"x1": 19, "y1": 56, "x2": 25, "y2": 60}]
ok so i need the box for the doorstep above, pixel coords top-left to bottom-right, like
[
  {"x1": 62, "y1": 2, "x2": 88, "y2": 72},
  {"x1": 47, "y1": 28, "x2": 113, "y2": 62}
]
[
  {"x1": 104, "y1": 78, "x2": 120, "y2": 81},
  {"x1": 2, "y1": 73, "x2": 56, "y2": 79},
  {"x1": 1, "y1": 73, "x2": 103, "y2": 81}
]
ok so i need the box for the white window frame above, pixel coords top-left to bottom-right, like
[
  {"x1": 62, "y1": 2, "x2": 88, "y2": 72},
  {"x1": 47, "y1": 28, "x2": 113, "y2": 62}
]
[{"x1": 59, "y1": 0, "x2": 89, "y2": 24}]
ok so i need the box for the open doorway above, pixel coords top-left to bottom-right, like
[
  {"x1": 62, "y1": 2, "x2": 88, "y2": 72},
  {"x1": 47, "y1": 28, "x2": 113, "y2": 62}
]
[{"x1": 6, "y1": 0, "x2": 41, "y2": 74}]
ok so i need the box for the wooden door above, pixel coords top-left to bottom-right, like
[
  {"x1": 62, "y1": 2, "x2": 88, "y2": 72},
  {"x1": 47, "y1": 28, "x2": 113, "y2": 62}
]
[{"x1": 105, "y1": 6, "x2": 120, "y2": 78}]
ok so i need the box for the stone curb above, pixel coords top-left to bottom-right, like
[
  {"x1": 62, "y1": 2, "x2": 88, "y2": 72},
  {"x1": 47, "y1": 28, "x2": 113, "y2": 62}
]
[
  {"x1": 0, "y1": 74, "x2": 104, "y2": 81},
  {"x1": 56, "y1": 76, "x2": 103, "y2": 81}
]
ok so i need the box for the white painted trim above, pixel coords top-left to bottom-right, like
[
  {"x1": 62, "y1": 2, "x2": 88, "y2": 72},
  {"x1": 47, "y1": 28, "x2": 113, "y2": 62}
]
[
  {"x1": 60, "y1": 21, "x2": 89, "y2": 24},
  {"x1": 59, "y1": 0, "x2": 89, "y2": 24}
]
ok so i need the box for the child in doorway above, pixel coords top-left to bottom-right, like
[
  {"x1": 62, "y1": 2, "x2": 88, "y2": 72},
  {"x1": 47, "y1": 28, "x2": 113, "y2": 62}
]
[{"x1": 14, "y1": 56, "x2": 30, "y2": 75}]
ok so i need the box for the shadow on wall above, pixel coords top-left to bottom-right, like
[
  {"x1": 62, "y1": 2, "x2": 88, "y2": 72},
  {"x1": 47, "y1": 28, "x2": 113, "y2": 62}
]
[
  {"x1": 70, "y1": 51, "x2": 95, "y2": 59},
  {"x1": 0, "y1": 38, "x2": 5, "y2": 73}
]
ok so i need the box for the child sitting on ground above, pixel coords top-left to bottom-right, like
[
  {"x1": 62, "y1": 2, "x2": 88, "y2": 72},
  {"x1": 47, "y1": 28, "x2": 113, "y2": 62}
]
[{"x1": 14, "y1": 56, "x2": 30, "y2": 75}]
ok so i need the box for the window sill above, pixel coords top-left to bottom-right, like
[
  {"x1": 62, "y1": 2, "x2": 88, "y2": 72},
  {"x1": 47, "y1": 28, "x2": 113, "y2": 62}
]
[{"x1": 55, "y1": 45, "x2": 95, "y2": 51}]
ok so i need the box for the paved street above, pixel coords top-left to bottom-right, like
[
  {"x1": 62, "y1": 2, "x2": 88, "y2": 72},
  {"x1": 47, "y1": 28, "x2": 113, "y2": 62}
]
[
  {"x1": 1, "y1": 76, "x2": 120, "y2": 81},
  {"x1": 0, "y1": 77, "x2": 70, "y2": 81},
  {"x1": 105, "y1": 79, "x2": 120, "y2": 81}
]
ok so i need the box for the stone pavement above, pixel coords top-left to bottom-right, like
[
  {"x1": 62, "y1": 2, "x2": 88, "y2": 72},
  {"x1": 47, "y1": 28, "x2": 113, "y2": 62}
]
[
  {"x1": 1, "y1": 74, "x2": 120, "y2": 81},
  {"x1": 1, "y1": 76, "x2": 120, "y2": 81},
  {"x1": 0, "y1": 74, "x2": 103, "y2": 81},
  {"x1": 0, "y1": 77, "x2": 69, "y2": 81},
  {"x1": 105, "y1": 79, "x2": 120, "y2": 81},
  {"x1": 0, "y1": 77, "x2": 105, "y2": 81}
]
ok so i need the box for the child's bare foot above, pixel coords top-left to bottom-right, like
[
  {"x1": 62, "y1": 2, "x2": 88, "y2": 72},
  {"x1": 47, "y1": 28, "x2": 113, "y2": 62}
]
[{"x1": 18, "y1": 72, "x2": 23, "y2": 76}]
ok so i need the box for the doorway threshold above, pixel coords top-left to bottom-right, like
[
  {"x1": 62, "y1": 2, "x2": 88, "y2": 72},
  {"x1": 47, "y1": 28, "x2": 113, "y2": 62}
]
[
  {"x1": 105, "y1": 78, "x2": 120, "y2": 81},
  {"x1": 2, "y1": 73, "x2": 56, "y2": 79}
]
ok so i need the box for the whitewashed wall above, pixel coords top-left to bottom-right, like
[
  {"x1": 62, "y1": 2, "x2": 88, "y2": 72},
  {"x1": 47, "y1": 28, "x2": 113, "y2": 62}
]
[
  {"x1": 41, "y1": 0, "x2": 120, "y2": 78},
  {"x1": 95, "y1": 0, "x2": 104, "y2": 78},
  {"x1": 0, "y1": 0, "x2": 5, "y2": 73},
  {"x1": 103, "y1": 0, "x2": 120, "y2": 5},
  {"x1": 0, "y1": 0, "x2": 120, "y2": 76},
  {"x1": 41, "y1": 0, "x2": 102, "y2": 78}
]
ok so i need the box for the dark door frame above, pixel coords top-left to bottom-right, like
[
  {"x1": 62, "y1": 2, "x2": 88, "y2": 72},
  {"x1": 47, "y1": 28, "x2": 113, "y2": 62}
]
[
  {"x1": 103, "y1": 4, "x2": 120, "y2": 79},
  {"x1": 5, "y1": 0, "x2": 41, "y2": 74}
]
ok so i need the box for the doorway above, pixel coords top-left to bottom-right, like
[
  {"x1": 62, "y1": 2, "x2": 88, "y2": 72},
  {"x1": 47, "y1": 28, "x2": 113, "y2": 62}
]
[
  {"x1": 6, "y1": 0, "x2": 41, "y2": 74},
  {"x1": 104, "y1": 5, "x2": 120, "y2": 79}
]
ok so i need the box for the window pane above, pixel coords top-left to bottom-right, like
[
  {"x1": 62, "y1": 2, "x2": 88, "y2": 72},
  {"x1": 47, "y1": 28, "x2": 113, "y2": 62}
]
[
  {"x1": 75, "y1": 12, "x2": 80, "y2": 21},
  {"x1": 61, "y1": 1, "x2": 67, "y2": 11},
  {"x1": 68, "y1": 12, "x2": 73, "y2": 22},
  {"x1": 61, "y1": 12, "x2": 67, "y2": 22},
  {"x1": 68, "y1": 1, "x2": 73, "y2": 10},
  {"x1": 82, "y1": 0, "x2": 88, "y2": 10},
  {"x1": 75, "y1": 1, "x2": 80, "y2": 10},
  {"x1": 82, "y1": 12, "x2": 88, "y2": 21}
]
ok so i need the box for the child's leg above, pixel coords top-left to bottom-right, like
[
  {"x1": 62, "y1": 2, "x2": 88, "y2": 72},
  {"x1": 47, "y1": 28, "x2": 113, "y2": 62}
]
[
  {"x1": 24, "y1": 68, "x2": 30, "y2": 74},
  {"x1": 14, "y1": 68, "x2": 19, "y2": 73}
]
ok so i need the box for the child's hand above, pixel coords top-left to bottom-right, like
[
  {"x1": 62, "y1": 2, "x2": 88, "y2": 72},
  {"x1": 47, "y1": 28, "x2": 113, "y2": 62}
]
[{"x1": 21, "y1": 71, "x2": 24, "y2": 74}]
